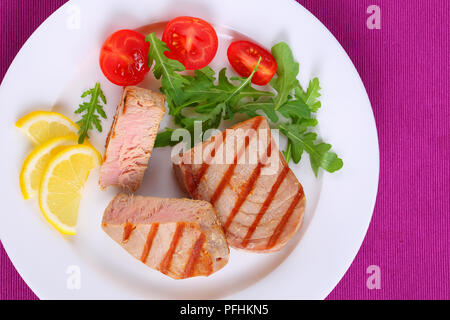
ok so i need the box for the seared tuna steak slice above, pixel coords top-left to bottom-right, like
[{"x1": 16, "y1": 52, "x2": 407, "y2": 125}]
[
  {"x1": 99, "y1": 86, "x2": 166, "y2": 192},
  {"x1": 102, "y1": 194, "x2": 229, "y2": 279},
  {"x1": 173, "y1": 116, "x2": 306, "y2": 253}
]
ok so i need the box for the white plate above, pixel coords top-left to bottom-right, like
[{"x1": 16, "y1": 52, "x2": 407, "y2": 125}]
[{"x1": 0, "y1": 0, "x2": 379, "y2": 299}]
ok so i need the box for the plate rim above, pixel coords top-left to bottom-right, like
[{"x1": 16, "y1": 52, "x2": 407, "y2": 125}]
[{"x1": 0, "y1": 0, "x2": 379, "y2": 300}]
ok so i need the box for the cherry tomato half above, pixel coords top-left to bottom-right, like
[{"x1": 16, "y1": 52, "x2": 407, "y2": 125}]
[
  {"x1": 227, "y1": 40, "x2": 278, "y2": 86},
  {"x1": 162, "y1": 16, "x2": 218, "y2": 70},
  {"x1": 100, "y1": 29, "x2": 150, "y2": 86}
]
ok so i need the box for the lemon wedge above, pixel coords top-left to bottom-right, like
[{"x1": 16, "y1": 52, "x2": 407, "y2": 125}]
[
  {"x1": 16, "y1": 111, "x2": 79, "y2": 145},
  {"x1": 39, "y1": 144, "x2": 101, "y2": 235},
  {"x1": 19, "y1": 135, "x2": 80, "y2": 200}
]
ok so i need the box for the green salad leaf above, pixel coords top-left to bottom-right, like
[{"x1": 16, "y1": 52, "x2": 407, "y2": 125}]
[
  {"x1": 146, "y1": 33, "x2": 189, "y2": 110},
  {"x1": 238, "y1": 100, "x2": 279, "y2": 123},
  {"x1": 278, "y1": 99, "x2": 311, "y2": 121},
  {"x1": 300, "y1": 78, "x2": 322, "y2": 112},
  {"x1": 74, "y1": 83, "x2": 107, "y2": 144},
  {"x1": 280, "y1": 123, "x2": 343, "y2": 175},
  {"x1": 154, "y1": 127, "x2": 177, "y2": 148},
  {"x1": 270, "y1": 42, "x2": 300, "y2": 110},
  {"x1": 156, "y1": 56, "x2": 271, "y2": 136}
]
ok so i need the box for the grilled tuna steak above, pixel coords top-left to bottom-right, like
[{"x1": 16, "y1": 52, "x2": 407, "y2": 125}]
[
  {"x1": 102, "y1": 194, "x2": 229, "y2": 279},
  {"x1": 173, "y1": 116, "x2": 306, "y2": 253},
  {"x1": 99, "y1": 86, "x2": 166, "y2": 192}
]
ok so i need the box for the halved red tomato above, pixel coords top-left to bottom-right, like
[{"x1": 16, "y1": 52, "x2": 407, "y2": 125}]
[
  {"x1": 100, "y1": 29, "x2": 150, "y2": 86},
  {"x1": 162, "y1": 16, "x2": 218, "y2": 70},
  {"x1": 227, "y1": 41, "x2": 278, "y2": 86}
]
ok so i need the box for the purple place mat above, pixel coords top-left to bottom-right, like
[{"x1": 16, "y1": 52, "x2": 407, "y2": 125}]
[{"x1": 1, "y1": 0, "x2": 449, "y2": 300}]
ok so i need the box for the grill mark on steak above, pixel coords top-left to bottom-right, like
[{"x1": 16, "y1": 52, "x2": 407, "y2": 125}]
[
  {"x1": 266, "y1": 186, "x2": 304, "y2": 249},
  {"x1": 193, "y1": 130, "x2": 228, "y2": 197},
  {"x1": 209, "y1": 117, "x2": 263, "y2": 205},
  {"x1": 182, "y1": 161, "x2": 197, "y2": 196},
  {"x1": 183, "y1": 233, "x2": 206, "y2": 279},
  {"x1": 223, "y1": 140, "x2": 273, "y2": 232},
  {"x1": 160, "y1": 222, "x2": 185, "y2": 274},
  {"x1": 122, "y1": 221, "x2": 136, "y2": 242},
  {"x1": 242, "y1": 165, "x2": 290, "y2": 248},
  {"x1": 140, "y1": 223, "x2": 159, "y2": 263}
]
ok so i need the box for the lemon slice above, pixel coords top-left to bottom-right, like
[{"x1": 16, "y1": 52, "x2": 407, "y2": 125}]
[
  {"x1": 19, "y1": 135, "x2": 80, "y2": 200},
  {"x1": 16, "y1": 111, "x2": 79, "y2": 145},
  {"x1": 39, "y1": 145, "x2": 101, "y2": 235}
]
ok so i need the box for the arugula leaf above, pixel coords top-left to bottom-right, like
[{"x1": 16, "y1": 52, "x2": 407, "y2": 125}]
[
  {"x1": 271, "y1": 42, "x2": 300, "y2": 110},
  {"x1": 74, "y1": 83, "x2": 107, "y2": 144},
  {"x1": 294, "y1": 81, "x2": 307, "y2": 101},
  {"x1": 283, "y1": 142, "x2": 293, "y2": 164},
  {"x1": 182, "y1": 103, "x2": 224, "y2": 131},
  {"x1": 237, "y1": 100, "x2": 279, "y2": 122},
  {"x1": 278, "y1": 99, "x2": 311, "y2": 121},
  {"x1": 173, "y1": 103, "x2": 225, "y2": 148},
  {"x1": 298, "y1": 78, "x2": 322, "y2": 112},
  {"x1": 222, "y1": 57, "x2": 261, "y2": 104},
  {"x1": 154, "y1": 128, "x2": 177, "y2": 148},
  {"x1": 279, "y1": 123, "x2": 343, "y2": 176},
  {"x1": 154, "y1": 60, "x2": 267, "y2": 147},
  {"x1": 182, "y1": 67, "x2": 216, "y2": 94},
  {"x1": 181, "y1": 69, "x2": 230, "y2": 107},
  {"x1": 183, "y1": 60, "x2": 263, "y2": 125},
  {"x1": 177, "y1": 58, "x2": 264, "y2": 117},
  {"x1": 182, "y1": 62, "x2": 271, "y2": 116},
  {"x1": 146, "y1": 33, "x2": 188, "y2": 110}
]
